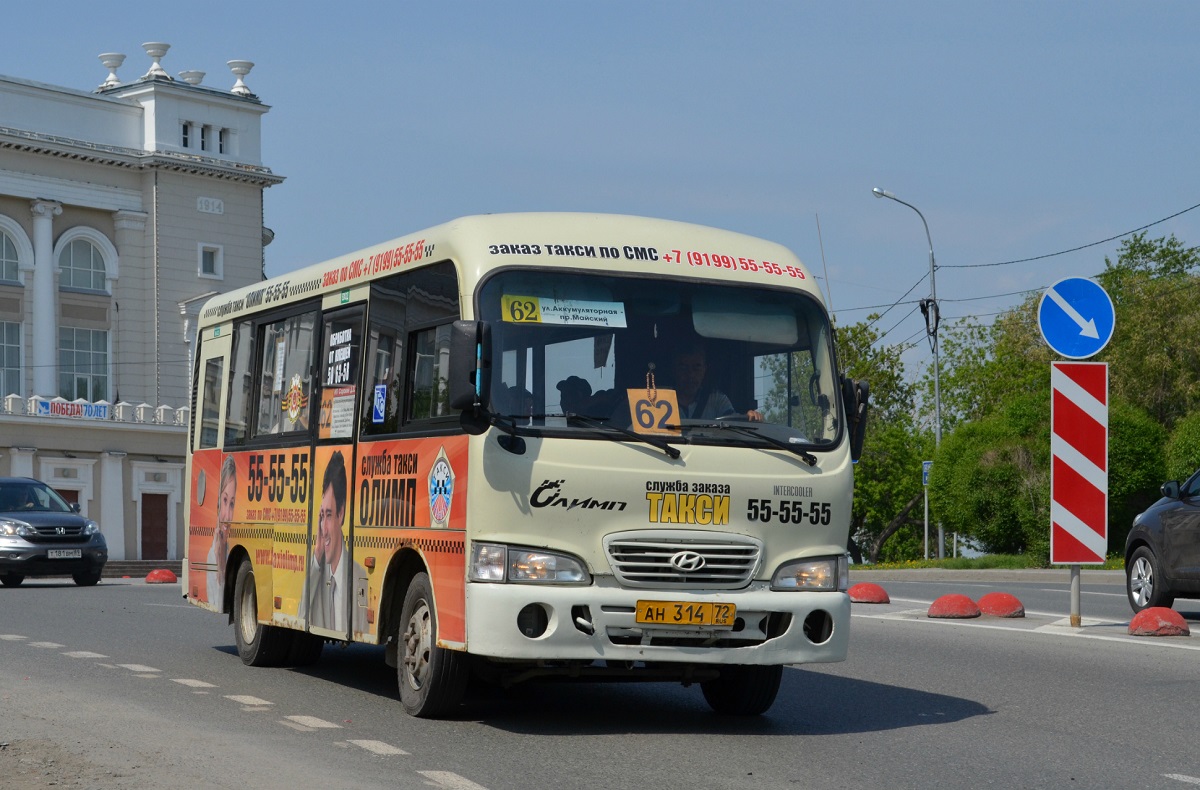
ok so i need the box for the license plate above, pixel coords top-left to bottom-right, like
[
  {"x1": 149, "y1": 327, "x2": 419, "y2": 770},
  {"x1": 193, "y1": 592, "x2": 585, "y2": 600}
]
[
  {"x1": 47, "y1": 549, "x2": 82, "y2": 559},
  {"x1": 636, "y1": 600, "x2": 736, "y2": 627}
]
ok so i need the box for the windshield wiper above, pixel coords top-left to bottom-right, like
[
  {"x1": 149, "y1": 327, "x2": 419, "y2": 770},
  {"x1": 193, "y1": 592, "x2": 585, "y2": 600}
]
[
  {"x1": 565, "y1": 413, "x2": 681, "y2": 460},
  {"x1": 689, "y1": 422, "x2": 817, "y2": 466}
]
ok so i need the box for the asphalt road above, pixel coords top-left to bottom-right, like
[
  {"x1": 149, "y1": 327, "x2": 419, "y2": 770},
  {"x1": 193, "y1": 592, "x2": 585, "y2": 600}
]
[{"x1": 1, "y1": 572, "x2": 1198, "y2": 790}]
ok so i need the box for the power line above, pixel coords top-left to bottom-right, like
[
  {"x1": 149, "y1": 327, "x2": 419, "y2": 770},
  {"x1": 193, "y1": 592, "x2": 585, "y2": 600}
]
[
  {"x1": 941, "y1": 201, "x2": 1200, "y2": 269},
  {"x1": 839, "y1": 199, "x2": 1200, "y2": 325}
]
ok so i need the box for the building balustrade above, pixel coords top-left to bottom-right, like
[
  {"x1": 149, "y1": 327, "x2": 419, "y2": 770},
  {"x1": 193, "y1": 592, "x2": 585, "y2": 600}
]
[{"x1": 0, "y1": 394, "x2": 190, "y2": 428}]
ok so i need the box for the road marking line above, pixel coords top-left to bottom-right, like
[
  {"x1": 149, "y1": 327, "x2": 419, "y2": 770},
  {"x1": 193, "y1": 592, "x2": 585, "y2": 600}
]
[
  {"x1": 62, "y1": 651, "x2": 108, "y2": 658},
  {"x1": 1037, "y1": 587, "x2": 1126, "y2": 598},
  {"x1": 27, "y1": 641, "x2": 65, "y2": 648},
  {"x1": 172, "y1": 678, "x2": 216, "y2": 688},
  {"x1": 884, "y1": 596, "x2": 1122, "y2": 620},
  {"x1": 279, "y1": 719, "x2": 316, "y2": 732},
  {"x1": 0, "y1": 634, "x2": 27, "y2": 641},
  {"x1": 1165, "y1": 775, "x2": 1200, "y2": 785},
  {"x1": 854, "y1": 610, "x2": 1200, "y2": 650},
  {"x1": 225, "y1": 694, "x2": 273, "y2": 706},
  {"x1": 284, "y1": 715, "x2": 341, "y2": 729},
  {"x1": 417, "y1": 771, "x2": 490, "y2": 790},
  {"x1": 117, "y1": 663, "x2": 161, "y2": 673},
  {"x1": 348, "y1": 739, "x2": 408, "y2": 755}
]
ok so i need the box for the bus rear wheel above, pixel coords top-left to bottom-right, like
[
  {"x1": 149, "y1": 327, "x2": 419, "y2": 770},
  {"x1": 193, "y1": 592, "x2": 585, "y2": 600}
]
[
  {"x1": 701, "y1": 664, "x2": 783, "y2": 716},
  {"x1": 233, "y1": 559, "x2": 291, "y2": 667},
  {"x1": 397, "y1": 572, "x2": 468, "y2": 718}
]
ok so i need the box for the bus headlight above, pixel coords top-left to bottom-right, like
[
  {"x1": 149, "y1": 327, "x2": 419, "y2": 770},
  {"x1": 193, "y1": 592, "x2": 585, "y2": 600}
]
[
  {"x1": 771, "y1": 555, "x2": 849, "y2": 591},
  {"x1": 470, "y1": 543, "x2": 591, "y2": 584}
]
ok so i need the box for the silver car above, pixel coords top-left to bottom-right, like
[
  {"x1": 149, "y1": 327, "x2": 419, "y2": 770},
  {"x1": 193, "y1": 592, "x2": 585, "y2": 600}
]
[{"x1": 0, "y1": 477, "x2": 108, "y2": 587}]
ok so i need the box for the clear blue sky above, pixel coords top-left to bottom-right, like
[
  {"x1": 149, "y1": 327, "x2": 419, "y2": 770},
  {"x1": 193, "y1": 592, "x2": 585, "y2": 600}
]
[{"x1": 6, "y1": 2, "x2": 1198, "y2": 378}]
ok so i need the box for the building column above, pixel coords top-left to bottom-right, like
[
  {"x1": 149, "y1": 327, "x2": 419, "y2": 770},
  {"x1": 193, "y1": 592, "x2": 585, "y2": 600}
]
[
  {"x1": 9, "y1": 446, "x2": 36, "y2": 477},
  {"x1": 112, "y1": 211, "x2": 148, "y2": 408},
  {"x1": 101, "y1": 451, "x2": 127, "y2": 560},
  {"x1": 30, "y1": 200, "x2": 62, "y2": 398}
]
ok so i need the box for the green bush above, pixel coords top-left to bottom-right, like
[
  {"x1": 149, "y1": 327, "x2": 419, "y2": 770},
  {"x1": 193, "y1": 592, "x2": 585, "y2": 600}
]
[
  {"x1": 1165, "y1": 411, "x2": 1200, "y2": 482},
  {"x1": 1107, "y1": 400, "x2": 1166, "y2": 551}
]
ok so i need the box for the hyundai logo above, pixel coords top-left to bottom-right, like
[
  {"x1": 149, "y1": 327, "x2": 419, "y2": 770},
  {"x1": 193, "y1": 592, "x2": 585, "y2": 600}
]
[{"x1": 669, "y1": 550, "x2": 706, "y2": 572}]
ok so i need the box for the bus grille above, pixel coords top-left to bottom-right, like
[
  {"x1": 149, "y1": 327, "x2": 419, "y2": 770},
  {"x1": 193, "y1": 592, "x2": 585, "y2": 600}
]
[{"x1": 603, "y1": 530, "x2": 762, "y2": 590}]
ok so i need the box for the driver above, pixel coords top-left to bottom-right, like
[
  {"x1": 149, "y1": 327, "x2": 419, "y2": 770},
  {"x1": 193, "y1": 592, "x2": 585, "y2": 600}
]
[{"x1": 672, "y1": 342, "x2": 763, "y2": 422}]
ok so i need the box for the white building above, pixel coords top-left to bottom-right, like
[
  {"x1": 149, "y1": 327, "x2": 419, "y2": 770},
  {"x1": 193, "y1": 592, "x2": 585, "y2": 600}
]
[{"x1": 0, "y1": 44, "x2": 282, "y2": 563}]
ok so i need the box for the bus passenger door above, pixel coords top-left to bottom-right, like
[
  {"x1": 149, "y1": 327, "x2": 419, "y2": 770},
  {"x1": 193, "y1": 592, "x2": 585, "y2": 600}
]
[
  {"x1": 305, "y1": 305, "x2": 366, "y2": 641},
  {"x1": 186, "y1": 331, "x2": 232, "y2": 609}
]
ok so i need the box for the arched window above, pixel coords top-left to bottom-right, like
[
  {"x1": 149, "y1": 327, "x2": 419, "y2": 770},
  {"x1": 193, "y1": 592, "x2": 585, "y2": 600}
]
[
  {"x1": 0, "y1": 232, "x2": 17, "y2": 283},
  {"x1": 58, "y1": 238, "x2": 107, "y2": 291}
]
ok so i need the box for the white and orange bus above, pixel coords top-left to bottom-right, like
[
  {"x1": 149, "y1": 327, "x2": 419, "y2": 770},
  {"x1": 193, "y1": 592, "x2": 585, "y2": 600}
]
[{"x1": 183, "y1": 212, "x2": 868, "y2": 717}]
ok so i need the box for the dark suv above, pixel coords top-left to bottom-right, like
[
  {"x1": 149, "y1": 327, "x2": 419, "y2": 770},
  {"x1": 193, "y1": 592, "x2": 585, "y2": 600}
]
[
  {"x1": 1124, "y1": 466, "x2": 1200, "y2": 613},
  {"x1": 0, "y1": 477, "x2": 108, "y2": 587}
]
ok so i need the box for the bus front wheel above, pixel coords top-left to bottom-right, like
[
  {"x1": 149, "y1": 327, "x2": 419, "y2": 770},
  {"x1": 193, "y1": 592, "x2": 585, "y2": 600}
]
[
  {"x1": 233, "y1": 559, "x2": 291, "y2": 667},
  {"x1": 397, "y1": 572, "x2": 468, "y2": 718},
  {"x1": 701, "y1": 664, "x2": 783, "y2": 715}
]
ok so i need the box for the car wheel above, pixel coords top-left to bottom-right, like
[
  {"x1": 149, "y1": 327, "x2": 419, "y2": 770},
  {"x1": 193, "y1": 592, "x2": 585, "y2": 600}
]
[
  {"x1": 232, "y1": 559, "x2": 291, "y2": 667},
  {"x1": 397, "y1": 571, "x2": 469, "y2": 718},
  {"x1": 0, "y1": 573, "x2": 25, "y2": 587},
  {"x1": 701, "y1": 665, "x2": 783, "y2": 715},
  {"x1": 73, "y1": 571, "x2": 102, "y2": 586},
  {"x1": 1127, "y1": 545, "x2": 1174, "y2": 613}
]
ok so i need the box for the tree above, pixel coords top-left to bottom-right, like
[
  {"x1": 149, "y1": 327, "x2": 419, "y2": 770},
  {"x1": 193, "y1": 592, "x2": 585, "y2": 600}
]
[
  {"x1": 928, "y1": 390, "x2": 1051, "y2": 560},
  {"x1": 1107, "y1": 401, "x2": 1167, "y2": 552},
  {"x1": 833, "y1": 318, "x2": 928, "y2": 562},
  {"x1": 1165, "y1": 411, "x2": 1200, "y2": 482},
  {"x1": 1097, "y1": 233, "x2": 1200, "y2": 428}
]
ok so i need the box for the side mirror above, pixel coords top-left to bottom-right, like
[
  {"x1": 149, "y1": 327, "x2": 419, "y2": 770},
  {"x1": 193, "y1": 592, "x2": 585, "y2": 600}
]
[
  {"x1": 70, "y1": 502, "x2": 82, "y2": 513},
  {"x1": 841, "y1": 376, "x2": 870, "y2": 462},
  {"x1": 1161, "y1": 480, "x2": 1181, "y2": 499},
  {"x1": 448, "y1": 319, "x2": 492, "y2": 413}
]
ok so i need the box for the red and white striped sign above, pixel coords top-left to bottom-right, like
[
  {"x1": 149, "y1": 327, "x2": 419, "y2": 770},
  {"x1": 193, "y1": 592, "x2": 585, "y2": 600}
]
[{"x1": 1050, "y1": 362, "x2": 1108, "y2": 564}]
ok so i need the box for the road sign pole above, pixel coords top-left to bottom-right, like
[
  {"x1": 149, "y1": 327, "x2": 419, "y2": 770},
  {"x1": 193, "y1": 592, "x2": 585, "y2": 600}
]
[
  {"x1": 923, "y1": 488, "x2": 929, "y2": 560},
  {"x1": 1039, "y1": 277, "x2": 1114, "y2": 632},
  {"x1": 921, "y1": 461, "x2": 932, "y2": 561},
  {"x1": 1070, "y1": 564, "x2": 1081, "y2": 628}
]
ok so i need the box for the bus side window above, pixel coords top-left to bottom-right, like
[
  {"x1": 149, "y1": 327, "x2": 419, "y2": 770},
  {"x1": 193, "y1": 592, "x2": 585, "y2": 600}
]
[
  {"x1": 224, "y1": 320, "x2": 254, "y2": 447},
  {"x1": 197, "y1": 356, "x2": 224, "y2": 449},
  {"x1": 359, "y1": 260, "x2": 460, "y2": 436},
  {"x1": 254, "y1": 310, "x2": 318, "y2": 438},
  {"x1": 318, "y1": 308, "x2": 364, "y2": 441},
  {"x1": 407, "y1": 324, "x2": 454, "y2": 422},
  {"x1": 360, "y1": 279, "x2": 406, "y2": 437}
]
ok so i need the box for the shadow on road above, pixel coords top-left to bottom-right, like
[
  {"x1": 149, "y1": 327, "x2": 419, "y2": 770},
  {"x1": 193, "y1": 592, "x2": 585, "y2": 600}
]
[
  {"x1": 463, "y1": 667, "x2": 990, "y2": 736},
  {"x1": 212, "y1": 640, "x2": 991, "y2": 736}
]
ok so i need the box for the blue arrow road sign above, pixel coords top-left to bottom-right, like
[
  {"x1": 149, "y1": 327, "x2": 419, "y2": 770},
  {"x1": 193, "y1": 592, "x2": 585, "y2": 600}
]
[{"x1": 1037, "y1": 277, "x2": 1115, "y2": 359}]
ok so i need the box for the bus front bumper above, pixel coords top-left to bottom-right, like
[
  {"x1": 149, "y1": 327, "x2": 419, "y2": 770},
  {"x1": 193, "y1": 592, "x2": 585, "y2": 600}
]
[{"x1": 463, "y1": 577, "x2": 849, "y2": 666}]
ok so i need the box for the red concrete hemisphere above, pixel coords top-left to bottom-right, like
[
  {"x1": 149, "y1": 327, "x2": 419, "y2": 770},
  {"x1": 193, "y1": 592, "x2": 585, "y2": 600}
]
[
  {"x1": 928, "y1": 593, "x2": 980, "y2": 619},
  {"x1": 848, "y1": 582, "x2": 890, "y2": 604},
  {"x1": 1128, "y1": 607, "x2": 1191, "y2": 637},
  {"x1": 145, "y1": 569, "x2": 178, "y2": 584},
  {"x1": 977, "y1": 591, "x2": 1025, "y2": 618}
]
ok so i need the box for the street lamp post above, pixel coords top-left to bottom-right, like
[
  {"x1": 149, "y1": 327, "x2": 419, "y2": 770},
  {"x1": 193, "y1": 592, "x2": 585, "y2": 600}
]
[{"x1": 873, "y1": 186, "x2": 944, "y2": 558}]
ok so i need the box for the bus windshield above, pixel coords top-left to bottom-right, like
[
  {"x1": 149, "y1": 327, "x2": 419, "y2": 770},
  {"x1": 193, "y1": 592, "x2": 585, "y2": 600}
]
[{"x1": 477, "y1": 270, "x2": 842, "y2": 448}]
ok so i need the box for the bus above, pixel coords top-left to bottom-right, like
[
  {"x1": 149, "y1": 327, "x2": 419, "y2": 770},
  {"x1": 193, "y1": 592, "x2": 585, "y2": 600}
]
[{"x1": 183, "y1": 212, "x2": 868, "y2": 717}]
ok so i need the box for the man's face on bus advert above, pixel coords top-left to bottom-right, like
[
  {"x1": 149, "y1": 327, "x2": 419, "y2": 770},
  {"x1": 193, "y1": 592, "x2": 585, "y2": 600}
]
[{"x1": 317, "y1": 484, "x2": 343, "y2": 569}]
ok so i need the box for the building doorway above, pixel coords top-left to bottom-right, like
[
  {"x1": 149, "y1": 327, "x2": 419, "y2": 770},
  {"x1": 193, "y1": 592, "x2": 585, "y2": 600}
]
[{"x1": 141, "y1": 493, "x2": 168, "y2": 559}]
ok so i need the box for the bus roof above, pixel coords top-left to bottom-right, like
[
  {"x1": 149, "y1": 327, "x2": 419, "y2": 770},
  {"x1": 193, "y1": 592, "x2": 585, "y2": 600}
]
[{"x1": 197, "y1": 212, "x2": 820, "y2": 327}]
